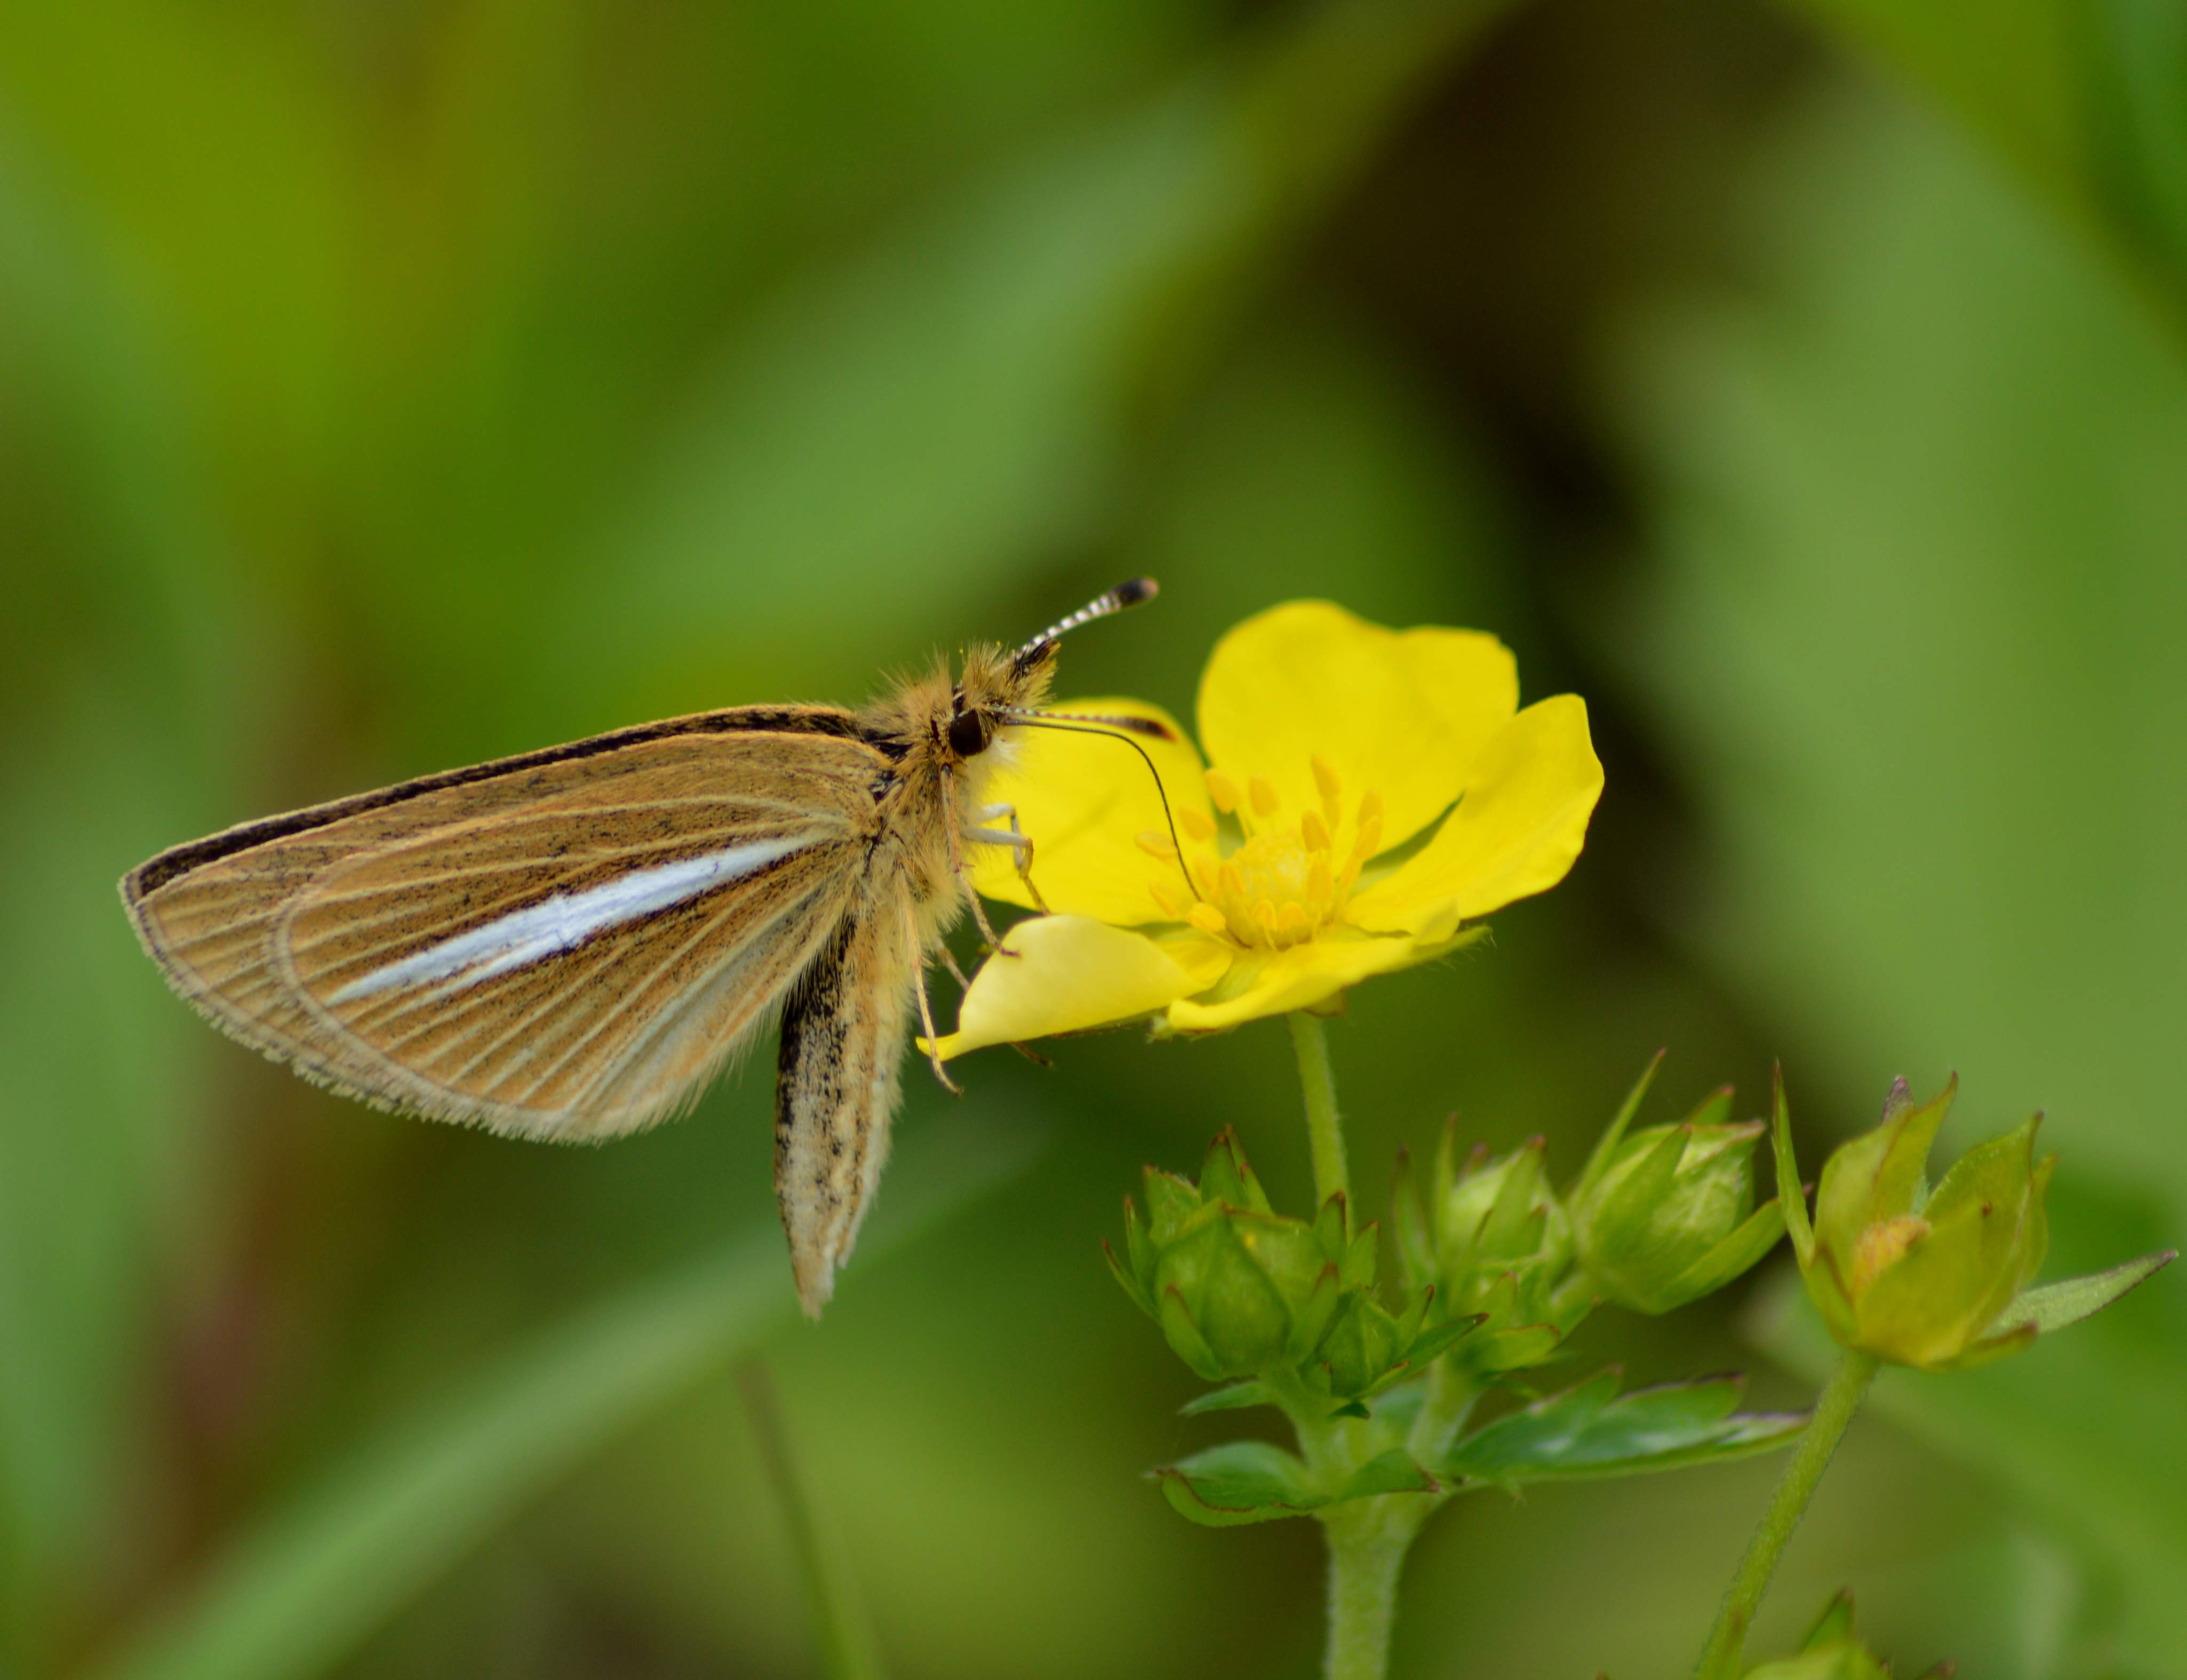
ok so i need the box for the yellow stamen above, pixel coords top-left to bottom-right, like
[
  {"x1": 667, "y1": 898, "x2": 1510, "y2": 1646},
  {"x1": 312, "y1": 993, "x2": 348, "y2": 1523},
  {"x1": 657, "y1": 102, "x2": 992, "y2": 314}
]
[
  {"x1": 1311, "y1": 753, "x2": 1342, "y2": 826},
  {"x1": 1300, "y1": 809, "x2": 1331, "y2": 853},
  {"x1": 1358, "y1": 788, "x2": 1383, "y2": 831},
  {"x1": 1136, "y1": 829, "x2": 1176, "y2": 860},
  {"x1": 1253, "y1": 899, "x2": 1279, "y2": 934},
  {"x1": 1276, "y1": 901, "x2": 1310, "y2": 937},
  {"x1": 1205, "y1": 769, "x2": 1241, "y2": 814},
  {"x1": 1219, "y1": 861, "x2": 1246, "y2": 903},
  {"x1": 1187, "y1": 902, "x2": 1230, "y2": 938},
  {"x1": 1149, "y1": 882, "x2": 1184, "y2": 918},
  {"x1": 1307, "y1": 855, "x2": 1334, "y2": 909},
  {"x1": 1178, "y1": 806, "x2": 1217, "y2": 844},
  {"x1": 1353, "y1": 813, "x2": 1384, "y2": 864},
  {"x1": 1248, "y1": 775, "x2": 1281, "y2": 818}
]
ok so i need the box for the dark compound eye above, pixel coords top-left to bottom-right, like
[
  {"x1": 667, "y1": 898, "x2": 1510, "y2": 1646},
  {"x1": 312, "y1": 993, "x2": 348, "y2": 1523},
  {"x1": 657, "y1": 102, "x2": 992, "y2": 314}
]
[{"x1": 947, "y1": 710, "x2": 990, "y2": 757}]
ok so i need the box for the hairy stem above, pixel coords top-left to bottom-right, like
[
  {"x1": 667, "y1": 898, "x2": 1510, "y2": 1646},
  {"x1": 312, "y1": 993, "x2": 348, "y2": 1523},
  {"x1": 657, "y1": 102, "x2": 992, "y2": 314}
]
[
  {"x1": 1288, "y1": 1012, "x2": 1350, "y2": 1207},
  {"x1": 1322, "y1": 1508, "x2": 1411, "y2": 1680},
  {"x1": 1692, "y1": 1348, "x2": 1879, "y2": 1679}
]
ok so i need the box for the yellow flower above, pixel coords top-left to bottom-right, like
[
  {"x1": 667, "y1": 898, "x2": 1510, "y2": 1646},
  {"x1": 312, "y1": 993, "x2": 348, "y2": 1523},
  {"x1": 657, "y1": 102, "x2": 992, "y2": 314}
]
[{"x1": 930, "y1": 601, "x2": 1603, "y2": 1057}]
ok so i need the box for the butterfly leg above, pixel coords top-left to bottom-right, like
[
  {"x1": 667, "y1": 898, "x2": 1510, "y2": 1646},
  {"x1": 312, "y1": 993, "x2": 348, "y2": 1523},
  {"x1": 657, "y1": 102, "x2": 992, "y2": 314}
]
[
  {"x1": 903, "y1": 894, "x2": 961, "y2": 1095},
  {"x1": 939, "y1": 776, "x2": 1019, "y2": 957},
  {"x1": 968, "y1": 803, "x2": 1049, "y2": 913}
]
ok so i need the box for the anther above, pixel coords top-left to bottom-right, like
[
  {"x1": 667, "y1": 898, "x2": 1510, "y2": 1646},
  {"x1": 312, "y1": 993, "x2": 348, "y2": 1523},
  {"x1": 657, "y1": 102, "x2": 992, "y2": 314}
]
[
  {"x1": 1205, "y1": 769, "x2": 1241, "y2": 814},
  {"x1": 1187, "y1": 903, "x2": 1229, "y2": 938},
  {"x1": 1136, "y1": 829, "x2": 1177, "y2": 860},
  {"x1": 1300, "y1": 809, "x2": 1331, "y2": 853},
  {"x1": 1149, "y1": 882, "x2": 1184, "y2": 918},
  {"x1": 1311, "y1": 754, "x2": 1343, "y2": 823},
  {"x1": 1248, "y1": 775, "x2": 1280, "y2": 818},
  {"x1": 1178, "y1": 806, "x2": 1217, "y2": 844}
]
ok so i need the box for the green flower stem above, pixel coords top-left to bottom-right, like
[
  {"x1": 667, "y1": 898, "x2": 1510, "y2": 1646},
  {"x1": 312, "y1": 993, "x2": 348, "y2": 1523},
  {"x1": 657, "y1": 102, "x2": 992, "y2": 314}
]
[
  {"x1": 1288, "y1": 1012, "x2": 1350, "y2": 1207},
  {"x1": 1692, "y1": 1347, "x2": 1879, "y2": 1679},
  {"x1": 1321, "y1": 1507, "x2": 1411, "y2": 1680}
]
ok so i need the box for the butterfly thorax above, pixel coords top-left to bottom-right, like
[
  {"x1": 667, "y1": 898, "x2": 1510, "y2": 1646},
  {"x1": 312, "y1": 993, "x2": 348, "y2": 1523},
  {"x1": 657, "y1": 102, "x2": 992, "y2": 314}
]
[{"x1": 853, "y1": 642, "x2": 1055, "y2": 916}]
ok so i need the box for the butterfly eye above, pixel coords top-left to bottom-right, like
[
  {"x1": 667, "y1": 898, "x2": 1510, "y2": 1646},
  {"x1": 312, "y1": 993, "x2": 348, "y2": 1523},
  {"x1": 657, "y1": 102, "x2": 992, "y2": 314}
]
[{"x1": 947, "y1": 710, "x2": 991, "y2": 757}]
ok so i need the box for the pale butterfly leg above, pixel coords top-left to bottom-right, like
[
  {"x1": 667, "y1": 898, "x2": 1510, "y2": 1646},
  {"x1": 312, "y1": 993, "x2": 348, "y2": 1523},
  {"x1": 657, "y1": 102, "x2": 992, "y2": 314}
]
[
  {"x1": 968, "y1": 802, "x2": 1048, "y2": 913},
  {"x1": 903, "y1": 892, "x2": 961, "y2": 1095}
]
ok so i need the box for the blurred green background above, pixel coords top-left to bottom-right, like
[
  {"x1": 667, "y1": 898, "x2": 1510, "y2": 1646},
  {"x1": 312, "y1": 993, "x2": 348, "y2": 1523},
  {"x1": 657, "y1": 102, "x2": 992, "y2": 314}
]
[{"x1": 3, "y1": 0, "x2": 2183, "y2": 1675}]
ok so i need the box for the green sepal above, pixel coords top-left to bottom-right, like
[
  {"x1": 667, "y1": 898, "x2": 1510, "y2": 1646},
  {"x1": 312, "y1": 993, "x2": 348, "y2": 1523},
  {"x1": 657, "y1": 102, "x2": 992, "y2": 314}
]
[
  {"x1": 1772, "y1": 1065, "x2": 1814, "y2": 1267},
  {"x1": 1122, "y1": 1194, "x2": 1158, "y2": 1293},
  {"x1": 1442, "y1": 1369, "x2": 1804, "y2": 1487},
  {"x1": 1576, "y1": 1049, "x2": 1665, "y2": 1201},
  {"x1": 1340, "y1": 1220, "x2": 1379, "y2": 1293},
  {"x1": 1985, "y1": 1249, "x2": 2176, "y2": 1338},
  {"x1": 1156, "y1": 1284, "x2": 1227, "y2": 1381},
  {"x1": 1389, "y1": 1146, "x2": 1436, "y2": 1291},
  {"x1": 1655, "y1": 1198, "x2": 1786, "y2": 1306},
  {"x1": 1482, "y1": 1137, "x2": 1549, "y2": 1254},
  {"x1": 1813, "y1": 1074, "x2": 1955, "y2": 1262},
  {"x1": 1150, "y1": 1442, "x2": 1323, "y2": 1527},
  {"x1": 1178, "y1": 1380, "x2": 1275, "y2": 1416},
  {"x1": 1314, "y1": 1190, "x2": 1350, "y2": 1254},
  {"x1": 1103, "y1": 1236, "x2": 1156, "y2": 1319},
  {"x1": 1283, "y1": 1263, "x2": 1345, "y2": 1363},
  {"x1": 1143, "y1": 1167, "x2": 1202, "y2": 1241},
  {"x1": 1465, "y1": 1322, "x2": 1566, "y2": 1373}
]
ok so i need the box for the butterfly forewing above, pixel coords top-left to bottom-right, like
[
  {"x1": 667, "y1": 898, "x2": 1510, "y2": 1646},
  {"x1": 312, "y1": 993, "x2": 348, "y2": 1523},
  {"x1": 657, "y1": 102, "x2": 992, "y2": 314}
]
[{"x1": 125, "y1": 715, "x2": 887, "y2": 1138}]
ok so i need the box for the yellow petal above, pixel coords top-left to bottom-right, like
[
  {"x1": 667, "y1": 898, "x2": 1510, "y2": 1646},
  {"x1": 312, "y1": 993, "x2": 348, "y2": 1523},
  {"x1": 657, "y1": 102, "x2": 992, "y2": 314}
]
[
  {"x1": 1348, "y1": 694, "x2": 1603, "y2": 934},
  {"x1": 927, "y1": 916, "x2": 1225, "y2": 1060},
  {"x1": 970, "y1": 697, "x2": 1209, "y2": 923},
  {"x1": 1162, "y1": 930, "x2": 1434, "y2": 1033},
  {"x1": 1196, "y1": 601, "x2": 1518, "y2": 852}
]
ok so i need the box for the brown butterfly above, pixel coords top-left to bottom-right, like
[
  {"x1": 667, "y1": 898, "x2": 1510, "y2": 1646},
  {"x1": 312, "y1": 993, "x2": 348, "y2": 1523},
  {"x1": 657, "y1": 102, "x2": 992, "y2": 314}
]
[{"x1": 122, "y1": 580, "x2": 1164, "y2": 1313}]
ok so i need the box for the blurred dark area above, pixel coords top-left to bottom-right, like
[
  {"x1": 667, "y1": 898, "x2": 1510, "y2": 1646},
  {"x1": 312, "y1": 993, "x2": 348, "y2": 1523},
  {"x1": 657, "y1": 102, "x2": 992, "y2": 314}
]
[{"x1": 3, "y1": 1, "x2": 2183, "y2": 1676}]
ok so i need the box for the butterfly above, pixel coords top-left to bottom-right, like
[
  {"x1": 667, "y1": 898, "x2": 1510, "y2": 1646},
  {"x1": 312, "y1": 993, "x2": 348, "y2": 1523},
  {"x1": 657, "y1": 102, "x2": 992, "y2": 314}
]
[{"x1": 122, "y1": 580, "x2": 1165, "y2": 1314}]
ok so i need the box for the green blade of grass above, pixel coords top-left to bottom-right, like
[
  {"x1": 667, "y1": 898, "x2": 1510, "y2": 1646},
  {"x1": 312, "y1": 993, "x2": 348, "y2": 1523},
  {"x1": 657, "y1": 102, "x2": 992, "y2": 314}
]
[{"x1": 90, "y1": 1114, "x2": 1046, "y2": 1680}]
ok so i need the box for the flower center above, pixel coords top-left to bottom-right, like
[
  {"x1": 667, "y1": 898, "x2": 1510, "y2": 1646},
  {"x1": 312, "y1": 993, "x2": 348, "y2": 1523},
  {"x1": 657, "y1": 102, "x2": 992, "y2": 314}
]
[{"x1": 1139, "y1": 755, "x2": 1384, "y2": 950}]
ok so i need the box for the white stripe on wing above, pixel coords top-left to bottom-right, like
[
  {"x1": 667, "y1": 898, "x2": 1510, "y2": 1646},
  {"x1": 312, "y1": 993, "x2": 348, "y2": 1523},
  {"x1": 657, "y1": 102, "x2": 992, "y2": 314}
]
[{"x1": 328, "y1": 834, "x2": 816, "y2": 1003}]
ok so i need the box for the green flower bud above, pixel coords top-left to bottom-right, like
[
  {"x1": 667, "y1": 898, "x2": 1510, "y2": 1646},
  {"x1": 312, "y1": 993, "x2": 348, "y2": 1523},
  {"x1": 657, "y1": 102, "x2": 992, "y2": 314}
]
[
  {"x1": 1392, "y1": 1126, "x2": 1587, "y2": 1372},
  {"x1": 1784, "y1": 1075, "x2": 2049, "y2": 1371},
  {"x1": 1774, "y1": 1068, "x2": 2175, "y2": 1375},
  {"x1": 1105, "y1": 1129, "x2": 1345, "y2": 1381},
  {"x1": 1741, "y1": 1592, "x2": 1943, "y2": 1680},
  {"x1": 1570, "y1": 1056, "x2": 1784, "y2": 1315}
]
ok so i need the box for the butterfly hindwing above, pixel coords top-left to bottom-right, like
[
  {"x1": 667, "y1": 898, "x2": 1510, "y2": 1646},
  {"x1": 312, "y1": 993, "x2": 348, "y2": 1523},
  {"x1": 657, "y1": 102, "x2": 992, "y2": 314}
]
[{"x1": 773, "y1": 882, "x2": 917, "y2": 1313}]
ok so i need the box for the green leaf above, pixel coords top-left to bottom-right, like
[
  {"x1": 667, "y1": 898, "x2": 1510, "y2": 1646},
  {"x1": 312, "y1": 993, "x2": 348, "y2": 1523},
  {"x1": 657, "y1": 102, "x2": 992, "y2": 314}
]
[
  {"x1": 1779, "y1": 0, "x2": 2187, "y2": 335},
  {"x1": 540, "y1": 0, "x2": 1524, "y2": 723},
  {"x1": 87, "y1": 1118, "x2": 1042, "y2": 1680},
  {"x1": 1150, "y1": 1442, "x2": 1324, "y2": 1527},
  {"x1": 1986, "y1": 1250, "x2": 2176, "y2": 1338},
  {"x1": 1337, "y1": 1449, "x2": 1439, "y2": 1500},
  {"x1": 1442, "y1": 1370, "x2": 1803, "y2": 1487}
]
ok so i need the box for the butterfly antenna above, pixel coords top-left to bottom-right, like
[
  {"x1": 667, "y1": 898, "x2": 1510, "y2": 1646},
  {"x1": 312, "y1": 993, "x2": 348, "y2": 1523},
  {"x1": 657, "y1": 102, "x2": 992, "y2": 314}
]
[
  {"x1": 995, "y1": 710, "x2": 1202, "y2": 903},
  {"x1": 1013, "y1": 578, "x2": 1158, "y2": 668}
]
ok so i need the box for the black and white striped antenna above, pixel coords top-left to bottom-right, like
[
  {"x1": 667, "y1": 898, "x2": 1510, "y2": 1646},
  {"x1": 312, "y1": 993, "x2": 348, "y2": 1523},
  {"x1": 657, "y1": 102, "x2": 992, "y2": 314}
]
[{"x1": 1015, "y1": 578, "x2": 1158, "y2": 667}]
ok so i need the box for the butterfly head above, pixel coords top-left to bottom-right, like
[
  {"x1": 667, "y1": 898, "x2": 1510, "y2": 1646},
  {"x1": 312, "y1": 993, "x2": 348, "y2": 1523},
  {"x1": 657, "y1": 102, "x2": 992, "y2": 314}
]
[{"x1": 939, "y1": 578, "x2": 1159, "y2": 766}]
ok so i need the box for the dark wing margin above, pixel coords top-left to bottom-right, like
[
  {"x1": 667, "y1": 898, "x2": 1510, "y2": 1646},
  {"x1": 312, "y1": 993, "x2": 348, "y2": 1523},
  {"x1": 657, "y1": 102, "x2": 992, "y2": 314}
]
[{"x1": 124, "y1": 705, "x2": 871, "y2": 900}]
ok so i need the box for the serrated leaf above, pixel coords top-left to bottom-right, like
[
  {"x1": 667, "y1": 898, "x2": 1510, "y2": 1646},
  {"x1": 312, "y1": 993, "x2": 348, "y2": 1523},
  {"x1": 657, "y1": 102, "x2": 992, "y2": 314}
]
[
  {"x1": 1150, "y1": 1442, "x2": 1323, "y2": 1527},
  {"x1": 1443, "y1": 1371, "x2": 1803, "y2": 1486},
  {"x1": 1985, "y1": 1250, "x2": 2176, "y2": 1339}
]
